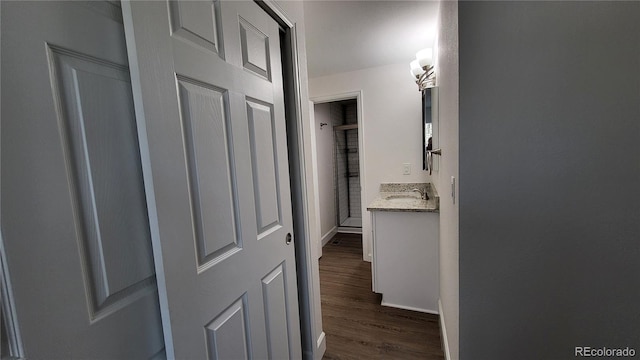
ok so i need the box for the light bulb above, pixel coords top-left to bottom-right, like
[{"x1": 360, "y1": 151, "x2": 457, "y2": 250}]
[
  {"x1": 416, "y1": 48, "x2": 433, "y2": 67},
  {"x1": 410, "y1": 60, "x2": 424, "y2": 77}
]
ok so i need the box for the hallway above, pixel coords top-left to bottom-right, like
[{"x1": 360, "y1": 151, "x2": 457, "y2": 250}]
[{"x1": 320, "y1": 233, "x2": 444, "y2": 359}]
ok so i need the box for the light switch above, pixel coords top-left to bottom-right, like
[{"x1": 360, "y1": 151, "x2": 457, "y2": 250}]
[{"x1": 403, "y1": 163, "x2": 411, "y2": 175}]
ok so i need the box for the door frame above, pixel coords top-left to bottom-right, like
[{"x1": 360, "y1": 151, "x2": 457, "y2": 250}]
[
  {"x1": 310, "y1": 91, "x2": 366, "y2": 258},
  {"x1": 121, "y1": 1, "x2": 318, "y2": 358}
]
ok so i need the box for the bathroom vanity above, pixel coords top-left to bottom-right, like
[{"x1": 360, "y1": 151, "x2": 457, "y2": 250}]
[{"x1": 367, "y1": 183, "x2": 439, "y2": 313}]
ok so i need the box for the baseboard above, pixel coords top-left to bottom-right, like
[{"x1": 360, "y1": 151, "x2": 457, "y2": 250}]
[
  {"x1": 321, "y1": 227, "x2": 338, "y2": 247},
  {"x1": 315, "y1": 331, "x2": 326, "y2": 360},
  {"x1": 337, "y1": 227, "x2": 362, "y2": 234},
  {"x1": 439, "y1": 299, "x2": 451, "y2": 360},
  {"x1": 380, "y1": 300, "x2": 439, "y2": 315}
]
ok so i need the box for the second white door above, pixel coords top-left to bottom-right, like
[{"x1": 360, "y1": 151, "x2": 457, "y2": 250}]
[{"x1": 124, "y1": 1, "x2": 302, "y2": 358}]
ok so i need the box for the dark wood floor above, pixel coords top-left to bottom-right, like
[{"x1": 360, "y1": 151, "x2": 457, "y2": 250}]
[{"x1": 320, "y1": 233, "x2": 445, "y2": 360}]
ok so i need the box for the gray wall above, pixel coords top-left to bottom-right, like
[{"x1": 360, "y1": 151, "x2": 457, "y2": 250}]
[{"x1": 459, "y1": 2, "x2": 640, "y2": 359}]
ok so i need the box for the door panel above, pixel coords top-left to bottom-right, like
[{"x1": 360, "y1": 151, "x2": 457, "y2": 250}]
[
  {"x1": 262, "y1": 263, "x2": 292, "y2": 360},
  {"x1": 247, "y1": 98, "x2": 282, "y2": 236},
  {"x1": 205, "y1": 295, "x2": 251, "y2": 360},
  {"x1": 123, "y1": 1, "x2": 301, "y2": 358},
  {"x1": 49, "y1": 46, "x2": 157, "y2": 317},
  {"x1": 239, "y1": 18, "x2": 271, "y2": 80},
  {"x1": 168, "y1": 0, "x2": 224, "y2": 55},
  {"x1": 176, "y1": 78, "x2": 241, "y2": 267},
  {"x1": 1, "y1": 1, "x2": 163, "y2": 358}
]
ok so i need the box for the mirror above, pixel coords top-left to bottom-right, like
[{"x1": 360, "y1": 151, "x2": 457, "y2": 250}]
[{"x1": 422, "y1": 87, "x2": 438, "y2": 171}]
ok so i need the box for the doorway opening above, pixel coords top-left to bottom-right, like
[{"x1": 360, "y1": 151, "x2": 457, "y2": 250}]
[
  {"x1": 311, "y1": 93, "x2": 365, "y2": 254},
  {"x1": 330, "y1": 99, "x2": 362, "y2": 232}
]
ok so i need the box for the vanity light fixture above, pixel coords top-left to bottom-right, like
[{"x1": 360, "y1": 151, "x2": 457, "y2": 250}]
[{"x1": 410, "y1": 48, "x2": 435, "y2": 91}]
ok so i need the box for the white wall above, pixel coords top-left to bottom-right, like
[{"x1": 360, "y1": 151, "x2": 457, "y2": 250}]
[
  {"x1": 310, "y1": 63, "x2": 431, "y2": 262},
  {"x1": 313, "y1": 103, "x2": 337, "y2": 240},
  {"x1": 435, "y1": 1, "x2": 459, "y2": 359}
]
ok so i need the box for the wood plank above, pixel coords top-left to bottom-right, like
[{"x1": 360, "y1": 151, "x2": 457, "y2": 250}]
[{"x1": 320, "y1": 233, "x2": 445, "y2": 360}]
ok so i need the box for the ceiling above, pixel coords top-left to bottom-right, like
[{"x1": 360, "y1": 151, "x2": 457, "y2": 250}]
[{"x1": 303, "y1": 0, "x2": 440, "y2": 78}]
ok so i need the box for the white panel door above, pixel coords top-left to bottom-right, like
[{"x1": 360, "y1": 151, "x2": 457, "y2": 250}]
[
  {"x1": 1, "y1": 1, "x2": 164, "y2": 358},
  {"x1": 123, "y1": 1, "x2": 302, "y2": 358}
]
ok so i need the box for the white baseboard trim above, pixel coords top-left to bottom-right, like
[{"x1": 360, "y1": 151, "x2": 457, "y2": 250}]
[
  {"x1": 321, "y1": 227, "x2": 338, "y2": 247},
  {"x1": 439, "y1": 299, "x2": 451, "y2": 360},
  {"x1": 315, "y1": 331, "x2": 326, "y2": 360},
  {"x1": 337, "y1": 227, "x2": 362, "y2": 234},
  {"x1": 380, "y1": 300, "x2": 439, "y2": 315}
]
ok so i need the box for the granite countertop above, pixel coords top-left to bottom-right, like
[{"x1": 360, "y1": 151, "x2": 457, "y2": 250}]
[{"x1": 367, "y1": 183, "x2": 439, "y2": 213}]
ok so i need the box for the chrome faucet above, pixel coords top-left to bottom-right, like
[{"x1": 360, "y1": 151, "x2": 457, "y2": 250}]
[{"x1": 411, "y1": 188, "x2": 426, "y2": 200}]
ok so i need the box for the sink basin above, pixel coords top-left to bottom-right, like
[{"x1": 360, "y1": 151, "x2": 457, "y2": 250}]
[
  {"x1": 385, "y1": 198, "x2": 420, "y2": 205},
  {"x1": 385, "y1": 194, "x2": 421, "y2": 200},
  {"x1": 367, "y1": 185, "x2": 436, "y2": 212},
  {"x1": 383, "y1": 193, "x2": 425, "y2": 203}
]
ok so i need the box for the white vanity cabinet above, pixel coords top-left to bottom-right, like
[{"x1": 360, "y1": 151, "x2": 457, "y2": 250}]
[{"x1": 371, "y1": 210, "x2": 439, "y2": 314}]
